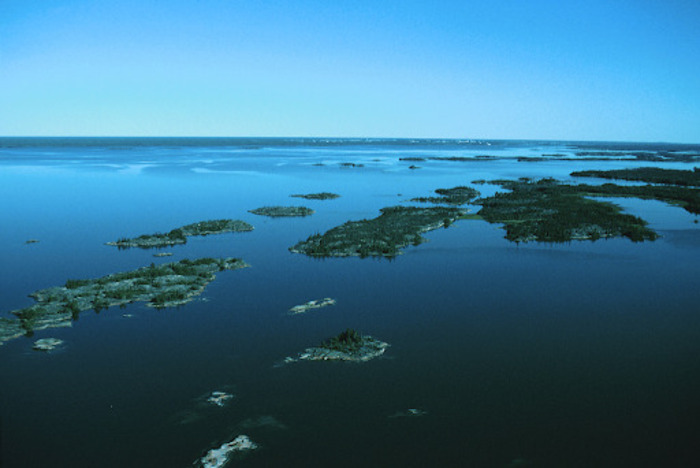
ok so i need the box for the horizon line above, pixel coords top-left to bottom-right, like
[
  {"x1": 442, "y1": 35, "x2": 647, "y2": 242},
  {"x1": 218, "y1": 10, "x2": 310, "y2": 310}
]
[{"x1": 1, "y1": 135, "x2": 698, "y2": 145}]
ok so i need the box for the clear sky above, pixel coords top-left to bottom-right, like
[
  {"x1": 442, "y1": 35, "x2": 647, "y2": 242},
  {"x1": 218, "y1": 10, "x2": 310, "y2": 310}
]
[{"x1": 1, "y1": 0, "x2": 699, "y2": 142}]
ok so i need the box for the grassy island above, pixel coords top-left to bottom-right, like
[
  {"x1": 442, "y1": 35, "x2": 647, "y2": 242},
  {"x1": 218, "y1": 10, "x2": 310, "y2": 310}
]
[
  {"x1": 284, "y1": 328, "x2": 389, "y2": 363},
  {"x1": 0, "y1": 257, "x2": 248, "y2": 345},
  {"x1": 249, "y1": 206, "x2": 314, "y2": 217},
  {"x1": 290, "y1": 192, "x2": 340, "y2": 200},
  {"x1": 107, "y1": 219, "x2": 253, "y2": 249},
  {"x1": 411, "y1": 186, "x2": 480, "y2": 205},
  {"x1": 475, "y1": 178, "x2": 659, "y2": 243},
  {"x1": 290, "y1": 205, "x2": 466, "y2": 258},
  {"x1": 571, "y1": 167, "x2": 700, "y2": 188}
]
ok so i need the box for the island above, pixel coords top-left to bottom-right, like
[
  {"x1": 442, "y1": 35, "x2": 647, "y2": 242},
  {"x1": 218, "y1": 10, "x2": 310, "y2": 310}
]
[
  {"x1": 107, "y1": 219, "x2": 253, "y2": 249},
  {"x1": 153, "y1": 252, "x2": 173, "y2": 257},
  {"x1": 206, "y1": 391, "x2": 234, "y2": 407},
  {"x1": 289, "y1": 297, "x2": 336, "y2": 315},
  {"x1": 33, "y1": 337, "x2": 64, "y2": 352},
  {"x1": 411, "y1": 186, "x2": 480, "y2": 205},
  {"x1": 291, "y1": 192, "x2": 340, "y2": 200},
  {"x1": 199, "y1": 435, "x2": 258, "y2": 468},
  {"x1": 573, "y1": 150, "x2": 700, "y2": 162},
  {"x1": 283, "y1": 328, "x2": 389, "y2": 363},
  {"x1": 249, "y1": 206, "x2": 314, "y2": 217},
  {"x1": 571, "y1": 167, "x2": 700, "y2": 188},
  {"x1": 290, "y1": 206, "x2": 466, "y2": 258},
  {"x1": 0, "y1": 257, "x2": 249, "y2": 346},
  {"x1": 473, "y1": 178, "x2": 659, "y2": 242}
]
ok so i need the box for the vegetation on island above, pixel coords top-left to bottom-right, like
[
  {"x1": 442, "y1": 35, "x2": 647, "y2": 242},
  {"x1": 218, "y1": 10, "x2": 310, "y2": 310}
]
[
  {"x1": 474, "y1": 178, "x2": 659, "y2": 243},
  {"x1": 284, "y1": 328, "x2": 390, "y2": 363},
  {"x1": 571, "y1": 167, "x2": 700, "y2": 188},
  {"x1": 569, "y1": 181, "x2": 700, "y2": 215},
  {"x1": 249, "y1": 206, "x2": 314, "y2": 217},
  {"x1": 0, "y1": 257, "x2": 249, "y2": 345},
  {"x1": 574, "y1": 151, "x2": 700, "y2": 162},
  {"x1": 107, "y1": 219, "x2": 253, "y2": 249},
  {"x1": 401, "y1": 155, "x2": 498, "y2": 162},
  {"x1": 411, "y1": 186, "x2": 480, "y2": 205},
  {"x1": 321, "y1": 328, "x2": 365, "y2": 352},
  {"x1": 290, "y1": 192, "x2": 340, "y2": 200},
  {"x1": 289, "y1": 205, "x2": 466, "y2": 258}
]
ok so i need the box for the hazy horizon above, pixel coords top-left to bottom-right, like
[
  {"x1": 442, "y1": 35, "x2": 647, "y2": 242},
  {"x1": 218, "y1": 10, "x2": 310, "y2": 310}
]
[{"x1": 2, "y1": 1, "x2": 699, "y2": 143}]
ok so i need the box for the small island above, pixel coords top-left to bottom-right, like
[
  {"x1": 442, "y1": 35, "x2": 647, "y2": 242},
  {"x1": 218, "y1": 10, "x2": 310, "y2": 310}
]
[
  {"x1": 153, "y1": 252, "x2": 173, "y2": 257},
  {"x1": 33, "y1": 337, "x2": 64, "y2": 352},
  {"x1": 290, "y1": 206, "x2": 466, "y2": 258},
  {"x1": 291, "y1": 192, "x2": 340, "y2": 200},
  {"x1": 206, "y1": 391, "x2": 234, "y2": 407},
  {"x1": 284, "y1": 328, "x2": 389, "y2": 363},
  {"x1": 289, "y1": 297, "x2": 336, "y2": 315},
  {"x1": 107, "y1": 219, "x2": 253, "y2": 249},
  {"x1": 249, "y1": 206, "x2": 314, "y2": 217},
  {"x1": 411, "y1": 186, "x2": 480, "y2": 205},
  {"x1": 0, "y1": 257, "x2": 249, "y2": 346},
  {"x1": 199, "y1": 435, "x2": 258, "y2": 468}
]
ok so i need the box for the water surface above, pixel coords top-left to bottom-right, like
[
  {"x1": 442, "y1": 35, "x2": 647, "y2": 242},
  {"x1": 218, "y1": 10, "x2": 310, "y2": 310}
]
[{"x1": 1, "y1": 138, "x2": 699, "y2": 467}]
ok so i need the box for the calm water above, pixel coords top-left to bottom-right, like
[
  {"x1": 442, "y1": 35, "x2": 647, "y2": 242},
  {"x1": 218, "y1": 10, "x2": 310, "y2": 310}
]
[{"x1": 1, "y1": 138, "x2": 699, "y2": 467}]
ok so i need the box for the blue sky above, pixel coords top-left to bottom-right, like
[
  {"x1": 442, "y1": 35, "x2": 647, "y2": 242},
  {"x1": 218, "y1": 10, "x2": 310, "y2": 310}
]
[{"x1": 1, "y1": 0, "x2": 699, "y2": 142}]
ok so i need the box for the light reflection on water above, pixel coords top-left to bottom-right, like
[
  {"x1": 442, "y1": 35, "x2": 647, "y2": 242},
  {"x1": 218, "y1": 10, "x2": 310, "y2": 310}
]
[{"x1": 0, "y1": 139, "x2": 699, "y2": 467}]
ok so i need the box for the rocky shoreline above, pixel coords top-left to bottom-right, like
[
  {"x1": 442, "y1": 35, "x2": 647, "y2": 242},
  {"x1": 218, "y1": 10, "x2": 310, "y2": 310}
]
[{"x1": 0, "y1": 257, "x2": 248, "y2": 346}]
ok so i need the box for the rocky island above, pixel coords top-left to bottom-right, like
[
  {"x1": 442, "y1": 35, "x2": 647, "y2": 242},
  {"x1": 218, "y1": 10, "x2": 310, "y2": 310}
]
[
  {"x1": 289, "y1": 297, "x2": 336, "y2": 315},
  {"x1": 33, "y1": 337, "x2": 64, "y2": 352},
  {"x1": 206, "y1": 391, "x2": 234, "y2": 407},
  {"x1": 0, "y1": 257, "x2": 248, "y2": 345},
  {"x1": 107, "y1": 219, "x2": 253, "y2": 249},
  {"x1": 284, "y1": 328, "x2": 389, "y2": 363},
  {"x1": 199, "y1": 435, "x2": 258, "y2": 468},
  {"x1": 291, "y1": 192, "x2": 340, "y2": 200},
  {"x1": 290, "y1": 206, "x2": 466, "y2": 257},
  {"x1": 249, "y1": 206, "x2": 314, "y2": 217}
]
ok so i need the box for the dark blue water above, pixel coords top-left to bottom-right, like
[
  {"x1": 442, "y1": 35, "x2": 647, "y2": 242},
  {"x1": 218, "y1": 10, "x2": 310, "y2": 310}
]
[{"x1": 1, "y1": 138, "x2": 699, "y2": 467}]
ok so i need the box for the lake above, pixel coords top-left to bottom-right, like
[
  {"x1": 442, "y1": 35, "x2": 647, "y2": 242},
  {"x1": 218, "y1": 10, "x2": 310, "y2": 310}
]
[{"x1": 1, "y1": 138, "x2": 699, "y2": 467}]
